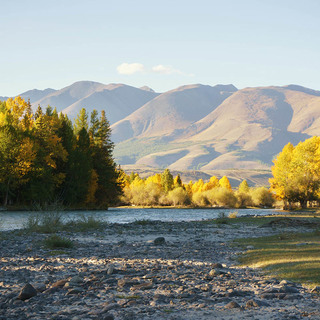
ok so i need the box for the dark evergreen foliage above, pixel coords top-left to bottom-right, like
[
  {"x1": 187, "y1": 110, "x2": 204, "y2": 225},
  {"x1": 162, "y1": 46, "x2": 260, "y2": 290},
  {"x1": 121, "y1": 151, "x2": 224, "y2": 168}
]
[{"x1": 0, "y1": 97, "x2": 121, "y2": 208}]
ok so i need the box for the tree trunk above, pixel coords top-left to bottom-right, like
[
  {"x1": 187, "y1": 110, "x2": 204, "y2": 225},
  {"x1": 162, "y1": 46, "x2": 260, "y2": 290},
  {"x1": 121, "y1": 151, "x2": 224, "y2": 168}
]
[
  {"x1": 4, "y1": 181, "x2": 9, "y2": 207},
  {"x1": 300, "y1": 199, "x2": 307, "y2": 209}
]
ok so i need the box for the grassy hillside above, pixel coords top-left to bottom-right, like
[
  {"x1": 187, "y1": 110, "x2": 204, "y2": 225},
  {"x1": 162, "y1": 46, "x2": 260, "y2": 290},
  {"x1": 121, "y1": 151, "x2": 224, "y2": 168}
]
[{"x1": 114, "y1": 137, "x2": 195, "y2": 165}]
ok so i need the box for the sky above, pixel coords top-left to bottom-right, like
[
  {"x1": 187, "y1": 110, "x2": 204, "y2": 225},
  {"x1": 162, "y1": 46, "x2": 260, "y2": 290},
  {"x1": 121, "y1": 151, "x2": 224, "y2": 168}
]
[{"x1": 1, "y1": 0, "x2": 320, "y2": 96}]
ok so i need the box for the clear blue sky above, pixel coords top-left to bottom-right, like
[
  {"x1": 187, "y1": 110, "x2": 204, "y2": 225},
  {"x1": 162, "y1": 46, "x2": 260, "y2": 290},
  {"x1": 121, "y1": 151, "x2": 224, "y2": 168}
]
[{"x1": 1, "y1": 0, "x2": 320, "y2": 95}]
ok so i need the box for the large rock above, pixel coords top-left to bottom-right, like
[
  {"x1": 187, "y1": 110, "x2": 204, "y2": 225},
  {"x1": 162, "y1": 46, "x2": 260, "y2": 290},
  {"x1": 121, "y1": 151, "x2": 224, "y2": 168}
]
[
  {"x1": 225, "y1": 301, "x2": 241, "y2": 309},
  {"x1": 51, "y1": 279, "x2": 68, "y2": 288},
  {"x1": 67, "y1": 275, "x2": 83, "y2": 287},
  {"x1": 154, "y1": 237, "x2": 166, "y2": 245},
  {"x1": 246, "y1": 299, "x2": 270, "y2": 308},
  {"x1": 279, "y1": 285, "x2": 300, "y2": 294},
  {"x1": 18, "y1": 283, "x2": 37, "y2": 301}
]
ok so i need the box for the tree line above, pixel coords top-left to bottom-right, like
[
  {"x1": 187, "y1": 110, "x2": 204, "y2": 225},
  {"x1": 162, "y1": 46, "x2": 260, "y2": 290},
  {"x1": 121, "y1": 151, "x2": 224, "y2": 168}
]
[
  {"x1": 0, "y1": 97, "x2": 121, "y2": 208},
  {"x1": 120, "y1": 169, "x2": 274, "y2": 208},
  {"x1": 1, "y1": 96, "x2": 319, "y2": 210}
]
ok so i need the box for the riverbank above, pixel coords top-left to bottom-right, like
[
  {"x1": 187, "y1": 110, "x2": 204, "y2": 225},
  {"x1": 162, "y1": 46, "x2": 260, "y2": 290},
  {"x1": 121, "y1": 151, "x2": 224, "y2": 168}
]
[{"x1": 1, "y1": 218, "x2": 320, "y2": 319}]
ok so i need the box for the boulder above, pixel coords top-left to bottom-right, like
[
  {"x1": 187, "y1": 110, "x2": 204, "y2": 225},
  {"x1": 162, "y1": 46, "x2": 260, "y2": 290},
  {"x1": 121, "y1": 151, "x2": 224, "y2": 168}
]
[
  {"x1": 154, "y1": 237, "x2": 166, "y2": 245},
  {"x1": 18, "y1": 283, "x2": 37, "y2": 301}
]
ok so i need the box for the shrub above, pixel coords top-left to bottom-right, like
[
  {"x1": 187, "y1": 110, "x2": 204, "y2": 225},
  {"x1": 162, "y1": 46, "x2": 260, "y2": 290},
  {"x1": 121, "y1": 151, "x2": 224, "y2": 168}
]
[
  {"x1": 133, "y1": 219, "x2": 152, "y2": 226},
  {"x1": 25, "y1": 211, "x2": 63, "y2": 233},
  {"x1": 207, "y1": 188, "x2": 237, "y2": 207},
  {"x1": 126, "y1": 182, "x2": 162, "y2": 206},
  {"x1": 167, "y1": 187, "x2": 190, "y2": 206},
  {"x1": 216, "y1": 211, "x2": 229, "y2": 224},
  {"x1": 236, "y1": 191, "x2": 253, "y2": 207},
  {"x1": 251, "y1": 187, "x2": 275, "y2": 207},
  {"x1": 205, "y1": 189, "x2": 217, "y2": 206},
  {"x1": 43, "y1": 234, "x2": 73, "y2": 249},
  {"x1": 65, "y1": 215, "x2": 105, "y2": 232},
  {"x1": 192, "y1": 192, "x2": 209, "y2": 207},
  {"x1": 128, "y1": 183, "x2": 146, "y2": 205},
  {"x1": 144, "y1": 182, "x2": 162, "y2": 205},
  {"x1": 228, "y1": 211, "x2": 238, "y2": 218}
]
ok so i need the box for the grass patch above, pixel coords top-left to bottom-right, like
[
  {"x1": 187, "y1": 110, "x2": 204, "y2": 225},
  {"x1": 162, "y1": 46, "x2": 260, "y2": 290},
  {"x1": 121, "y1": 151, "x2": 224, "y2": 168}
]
[
  {"x1": 64, "y1": 215, "x2": 107, "y2": 232},
  {"x1": 24, "y1": 212, "x2": 107, "y2": 233},
  {"x1": 212, "y1": 215, "x2": 320, "y2": 228},
  {"x1": 163, "y1": 308, "x2": 174, "y2": 314},
  {"x1": 116, "y1": 294, "x2": 141, "y2": 300},
  {"x1": 236, "y1": 230, "x2": 320, "y2": 287},
  {"x1": 43, "y1": 234, "x2": 74, "y2": 249},
  {"x1": 25, "y1": 211, "x2": 63, "y2": 233},
  {"x1": 215, "y1": 212, "x2": 230, "y2": 225},
  {"x1": 47, "y1": 250, "x2": 68, "y2": 256},
  {"x1": 133, "y1": 219, "x2": 151, "y2": 226},
  {"x1": 114, "y1": 137, "x2": 195, "y2": 164}
]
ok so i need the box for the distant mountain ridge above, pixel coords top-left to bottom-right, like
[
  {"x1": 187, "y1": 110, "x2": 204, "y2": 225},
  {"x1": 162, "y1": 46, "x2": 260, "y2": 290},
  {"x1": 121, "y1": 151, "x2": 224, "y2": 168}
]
[
  {"x1": 111, "y1": 84, "x2": 237, "y2": 143},
  {"x1": 1, "y1": 81, "x2": 320, "y2": 170}
]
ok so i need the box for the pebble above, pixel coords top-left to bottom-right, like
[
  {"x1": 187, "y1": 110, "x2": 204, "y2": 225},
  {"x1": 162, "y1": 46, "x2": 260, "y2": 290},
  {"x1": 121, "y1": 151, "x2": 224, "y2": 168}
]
[{"x1": 0, "y1": 220, "x2": 319, "y2": 319}]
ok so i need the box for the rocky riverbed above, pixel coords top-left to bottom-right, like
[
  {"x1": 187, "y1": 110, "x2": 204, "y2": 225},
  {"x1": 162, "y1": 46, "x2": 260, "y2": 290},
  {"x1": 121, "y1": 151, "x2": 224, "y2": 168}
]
[{"x1": 0, "y1": 219, "x2": 320, "y2": 319}]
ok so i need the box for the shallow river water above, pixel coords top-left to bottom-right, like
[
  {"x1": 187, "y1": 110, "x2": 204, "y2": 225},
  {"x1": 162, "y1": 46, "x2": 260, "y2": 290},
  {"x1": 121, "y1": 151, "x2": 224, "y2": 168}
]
[{"x1": 0, "y1": 207, "x2": 282, "y2": 231}]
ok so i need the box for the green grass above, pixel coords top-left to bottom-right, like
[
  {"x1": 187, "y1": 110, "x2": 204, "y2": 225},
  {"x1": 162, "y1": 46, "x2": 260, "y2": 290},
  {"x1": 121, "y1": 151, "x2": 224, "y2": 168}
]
[
  {"x1": 116, "y1": 294, "x2": 141, "y2": 300},
  {"x1": 25, "y1": 211, "x2": 63, "y2": 233},
  {"x1": 236, "y1": 230, "x2": 320, "y2": 287},
  {"x1": 205, "y1": 214, "x2": 320, "y2": 228},
  {"x1": 47, "y1": 250, "x2": 68, "y2": 255},
  {"x1": 133, "y1": 219, "x2": 153, "y2": 226},
  {"x1": 24, "y1": 213, "x2": 107, "y2": 233},
  {"x1": 64, "y1": 215, "x2": 107, "y2": 232},
  {"x1": 43, "y1": 234, "x2": 74, "y2": 249},
  {"x1": 197, "y1": 215, "x2": 285, "y2": 227},
  {"x1": 113, "y1": 137, "x2": 195, "y2": 163}
]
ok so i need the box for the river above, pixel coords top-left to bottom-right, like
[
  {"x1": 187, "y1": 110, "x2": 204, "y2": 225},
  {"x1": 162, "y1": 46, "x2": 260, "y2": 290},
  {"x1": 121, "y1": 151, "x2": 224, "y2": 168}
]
[{"x1": 0, "y1": 207, "x2": 283, "y2": 231}]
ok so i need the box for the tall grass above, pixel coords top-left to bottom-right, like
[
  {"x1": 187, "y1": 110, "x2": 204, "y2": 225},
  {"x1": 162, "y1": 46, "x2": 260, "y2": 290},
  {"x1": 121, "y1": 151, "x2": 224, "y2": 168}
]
[
  {"x1": 44, "y1": 234, "x2": 74, "y2": 249},
  {"x1": 25, "y1": 211, "x2": 63, "y2": 233},
  {"x1": 25, "y1": 211, "x2": 106, "y2": 233},
  {"x1": 65, "y1": 215, "x2": 106, "y2": 232}
]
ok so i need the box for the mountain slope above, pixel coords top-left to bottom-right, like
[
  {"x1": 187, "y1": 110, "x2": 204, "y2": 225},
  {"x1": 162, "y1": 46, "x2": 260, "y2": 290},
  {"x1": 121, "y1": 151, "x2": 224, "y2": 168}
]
[
  {"x1": 32, "y1": 81, "x2": 106, "y2": 111},
  {"x1": 20, "y1": 88, "x2": 56, "y2": 103},
  {"x1": 2, "y1": 81, "x2": 320, "y2": 171},
  {"x1": 111, "y1": 84, "x2": 237, "y2": 143},
  {"x1": 1, "y1": 88, "x2": 56, "y2": 103},
  {"x1": 114, "y1": 85, "x2": 320, "y2": 170},
  {"x1": 61, "y1": 83, "x2": 159, "y2": 124}
]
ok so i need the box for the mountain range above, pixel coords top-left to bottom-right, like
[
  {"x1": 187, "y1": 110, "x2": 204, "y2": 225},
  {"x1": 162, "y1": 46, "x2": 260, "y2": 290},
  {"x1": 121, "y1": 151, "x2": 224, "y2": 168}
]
[{"x1": 2, "y1": 81, "x2": 320, "y2": 173}]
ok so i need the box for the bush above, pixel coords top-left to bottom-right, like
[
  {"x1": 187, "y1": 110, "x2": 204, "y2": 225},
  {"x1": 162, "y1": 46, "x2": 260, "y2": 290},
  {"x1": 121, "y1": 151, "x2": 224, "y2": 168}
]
[
  {"x1": 133, "y1": 219, "x2": 152, "y2": 226},
  {"x1": 236, "y1": 191, "x2": 253, "y2": 207},
  {"x1": 228, "y1": 211, "x2": 238, "y2": 218},
  {"x1": 43, "y1": 234, "x2": 73, "y2": 249},
  {"x1": 25, "y1": 211, "x2": 63, "y2": 233},
  {"x1": 144, "y1": 182, "x2": 162, "y2": 205},
  {"x1": 207, "y1": 188, "x2": 237, "y2": 207},
  {"x1": 65, "y1": 215, "x2": 105, "y2": 232},
  {"x1": 251, "y1": 187, "x2": 275, "y2": 207},
  {"x1": 167, "y1": 187, "x2": 190, "y2": 206},
  {"x1": 125, "y1": 182, "x2": 162, "y2": 206},
  {"x1": 216, "y1": 212, "x2": 229, "y2": 224},
  {"x1": 192, "y1": 192, "x2": 210, "y2": 207}
]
